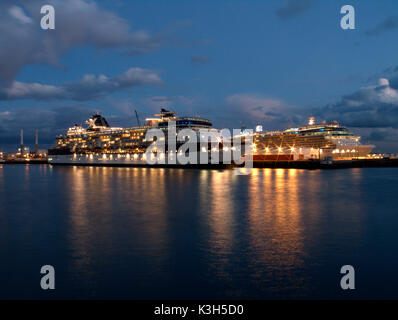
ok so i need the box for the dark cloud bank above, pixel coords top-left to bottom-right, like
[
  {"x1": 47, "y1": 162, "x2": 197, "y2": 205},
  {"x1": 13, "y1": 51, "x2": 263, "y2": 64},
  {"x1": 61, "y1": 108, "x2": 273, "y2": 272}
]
[
  {"x1": 0, "y1": 0, "x2": 170, "y2": 86},
  {"x1": 0, "y1": 68, "x2": 162, "y2": 101}
]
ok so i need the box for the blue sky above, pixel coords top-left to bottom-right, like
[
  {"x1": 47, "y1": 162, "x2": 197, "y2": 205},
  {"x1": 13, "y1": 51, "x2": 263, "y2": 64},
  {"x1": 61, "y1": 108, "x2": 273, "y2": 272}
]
[{"x1": 1, "y1": 0, "x2": 398, "y2": 152}]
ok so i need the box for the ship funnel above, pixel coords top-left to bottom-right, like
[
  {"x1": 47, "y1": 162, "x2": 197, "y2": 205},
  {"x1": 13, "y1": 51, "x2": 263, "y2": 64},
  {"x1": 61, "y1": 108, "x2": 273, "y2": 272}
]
[{"x1": 308, "y1": 116, "x2": 315, "y2": 125}]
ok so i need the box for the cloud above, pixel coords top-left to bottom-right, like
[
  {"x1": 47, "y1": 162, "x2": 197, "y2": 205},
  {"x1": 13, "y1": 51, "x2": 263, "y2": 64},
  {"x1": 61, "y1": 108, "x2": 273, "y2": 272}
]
[
  {"x1": 2, "y1": 82, "x2": 65, "y2": 100},
  {"x1": 9, "y1": 5, "x2": 33, "y2": 24},
  {"x1": 314, "y1": 77, "x2": 398, "y2": 129},
  {"x1": 141, "y1": 96, "x2": 174, "y2": 112},
  {"x1": 0, "y1": 0, "x2": 172, "y2": 85},
  {"x1": 366, "y1": 127, "x2": 398, "y2": 148},
  {"x1": 226, "y1": 94, "x2": 284, "y2": 119},
  {"x1": 365, "y1": 16, "x2": 398, "y2": 36},
  {"x1": 224, "y1": 93, "x2": 300, "y2": 129},
  {"x1": 109, "y1": 100, "x2": 137, "y2": 117},
  {"x1": 303, "y1": 75, "x2": 398, "y2": 151},
  {"x1": 191, "y1": 55, "x2": 211, "y2": 65},
  {"x1": 276, "y1": 0, "x2": 315, "y2": 20},
  {"x1": 141, "y1": 95, "x2": 201, "y2": 115},
  {"x1": 0, "y1": 67, "x2": 162, "y2": 101},
  {"x1": 223, "y1": 72, "x2": 398, "y2": 131}
]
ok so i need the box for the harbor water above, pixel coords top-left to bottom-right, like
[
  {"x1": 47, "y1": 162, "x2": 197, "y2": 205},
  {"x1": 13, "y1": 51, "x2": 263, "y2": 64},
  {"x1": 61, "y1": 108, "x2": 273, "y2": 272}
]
[{"x1": 0, "y1": 164, "x2": 397, "y2": 299}]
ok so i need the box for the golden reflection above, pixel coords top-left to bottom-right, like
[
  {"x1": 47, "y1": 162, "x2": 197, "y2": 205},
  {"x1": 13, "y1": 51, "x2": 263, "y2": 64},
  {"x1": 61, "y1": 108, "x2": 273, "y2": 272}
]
[
  {"x1": 65, "y1": 166, "x2": 170, "y2": 278},
  {"x1": 199, "y1": 170, "x2": 238, "y2": 280},
  {"x1": 350, "y1": 168, "x2": 362, "y2": 183},
  {"x1": 0, "y1": 166, "x2": 4, "y2": 241},
  {"x1": 209, "y1": 171, "x2": 235, "y2": 253},
  {"x1": 247, "y1": 168, "x2": 305, "y2": 289},
  {"x1": 24, "y1": 164, "x2": 30, "y2": 183}
]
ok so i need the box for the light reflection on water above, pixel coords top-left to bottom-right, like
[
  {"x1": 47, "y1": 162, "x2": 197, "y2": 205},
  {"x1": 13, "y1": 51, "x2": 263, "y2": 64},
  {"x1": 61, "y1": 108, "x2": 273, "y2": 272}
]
[
  {"x1": 246, "y1": 169, "x2": 306, "y2": 294},
  {"x1": 0, "y1": 165, "x2": 398, "y2": 299}
]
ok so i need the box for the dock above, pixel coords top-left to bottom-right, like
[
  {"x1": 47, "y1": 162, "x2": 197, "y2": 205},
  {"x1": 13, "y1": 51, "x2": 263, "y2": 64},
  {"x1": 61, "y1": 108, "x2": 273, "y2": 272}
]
[
  {"x1": 2, "y1": 159, "x2": 48, "y2": 164},
  {"x1": 2, "y1": 158, "x2": 398, "y2": 169},
  {"x1": 252, "y1": 158, "x2": 398, "y2": 169}
]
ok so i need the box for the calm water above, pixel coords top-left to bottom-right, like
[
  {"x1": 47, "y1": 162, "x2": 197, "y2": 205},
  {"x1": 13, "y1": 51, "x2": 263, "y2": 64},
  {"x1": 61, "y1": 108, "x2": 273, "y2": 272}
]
[{"x1": 0, "y1": 164, "x2": 397, "y2": 299}]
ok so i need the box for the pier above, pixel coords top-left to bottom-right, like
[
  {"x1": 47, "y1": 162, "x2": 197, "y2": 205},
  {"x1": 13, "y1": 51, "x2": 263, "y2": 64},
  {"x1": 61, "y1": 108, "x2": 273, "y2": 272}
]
[
  {"x1": 252, "y1": 158, "x2": 398, "y2": 169},
  {"x1": 2, "y1": 158, "x2": 398, "y2": 169}
]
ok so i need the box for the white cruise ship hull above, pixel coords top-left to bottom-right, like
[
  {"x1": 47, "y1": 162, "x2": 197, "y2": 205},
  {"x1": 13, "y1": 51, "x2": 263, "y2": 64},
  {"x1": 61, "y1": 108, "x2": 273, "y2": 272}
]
[{"x1": 48, "y1": 153, "x2": 234, "y2": 167}]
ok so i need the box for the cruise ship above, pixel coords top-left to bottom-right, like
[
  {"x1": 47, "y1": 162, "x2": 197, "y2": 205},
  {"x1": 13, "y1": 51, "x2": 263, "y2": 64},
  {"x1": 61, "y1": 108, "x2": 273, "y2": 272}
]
[
  {"x1": 251, "y1": 117, "x2": 374, "y2": 161},
  {"x1": 48, "y1": 111, "x2": 374, "y2": 166},
  {"x1": 48, "y1": 109, "x2": 221, "y2": 166}
]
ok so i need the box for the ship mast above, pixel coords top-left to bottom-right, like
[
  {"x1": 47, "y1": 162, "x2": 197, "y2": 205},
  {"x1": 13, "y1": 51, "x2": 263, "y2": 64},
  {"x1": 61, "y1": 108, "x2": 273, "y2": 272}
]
[
  {"x1": 135, "y1": 110, "x2": 141, "y2": 126},
  {"x1": 20, "y1": 129, "x2": 24, "y2": 156}
]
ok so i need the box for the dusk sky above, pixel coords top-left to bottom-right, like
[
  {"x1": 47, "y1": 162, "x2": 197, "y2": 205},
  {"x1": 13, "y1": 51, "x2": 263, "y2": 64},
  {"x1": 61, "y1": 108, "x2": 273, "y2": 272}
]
[{"x1": 1, "y1": 0, "x2": 398, "y2": 152}]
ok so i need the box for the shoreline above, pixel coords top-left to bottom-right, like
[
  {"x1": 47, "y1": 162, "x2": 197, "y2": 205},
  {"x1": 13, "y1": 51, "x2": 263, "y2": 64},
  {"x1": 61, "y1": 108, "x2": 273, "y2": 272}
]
[{"x1": 2, "y1": 158, "x2": 398, "y2": 169}]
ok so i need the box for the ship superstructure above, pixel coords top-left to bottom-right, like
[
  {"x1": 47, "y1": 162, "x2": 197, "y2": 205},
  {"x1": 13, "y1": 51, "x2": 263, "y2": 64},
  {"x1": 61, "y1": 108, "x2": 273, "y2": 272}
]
[
  {"x1": 48, "y1": 109, "x2": 215, "y2": 165},
  {"x1": 252, "y1": 117, "x2": 374, "y2": 160}
]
